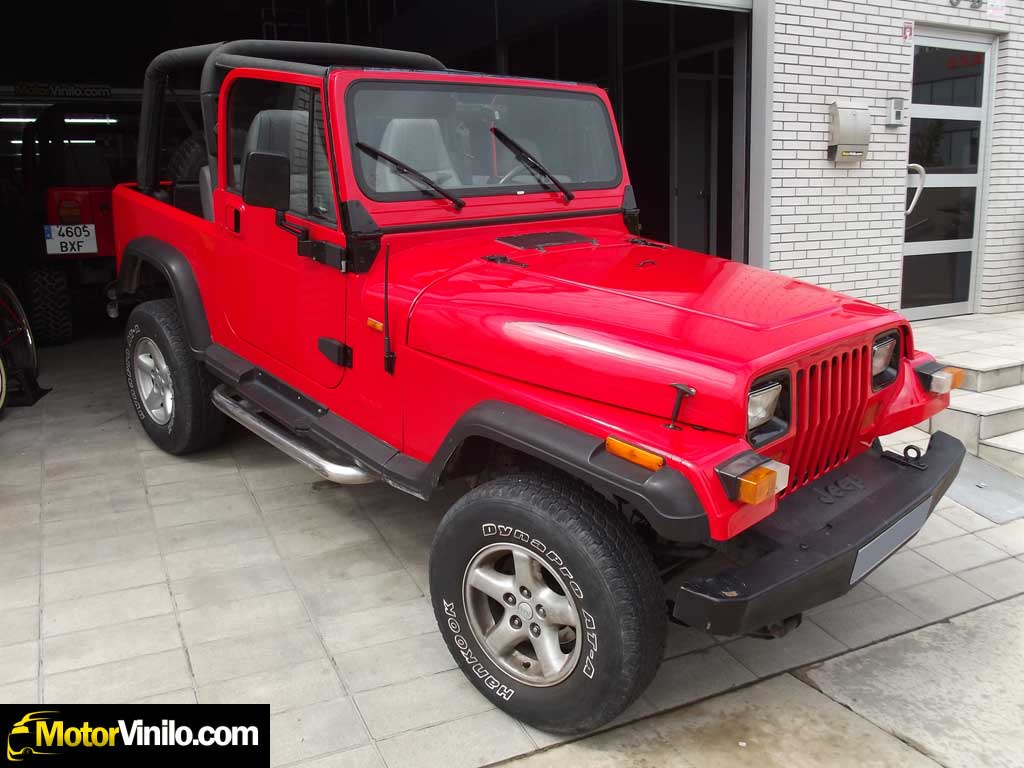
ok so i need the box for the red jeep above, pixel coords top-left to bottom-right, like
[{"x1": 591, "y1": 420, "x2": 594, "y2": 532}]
[{"x1": 115, "y1": 41, "x2": 965, "y2": 735}]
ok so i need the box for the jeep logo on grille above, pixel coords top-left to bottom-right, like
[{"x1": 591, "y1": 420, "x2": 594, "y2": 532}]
[{"x1": 815, "y1": 475, "x2": 865, "y2": 505}]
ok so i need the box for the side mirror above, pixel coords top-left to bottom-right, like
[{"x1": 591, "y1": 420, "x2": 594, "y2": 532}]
[{"x1": 242, "y1": 151, "x2": 290, "y2": 211}]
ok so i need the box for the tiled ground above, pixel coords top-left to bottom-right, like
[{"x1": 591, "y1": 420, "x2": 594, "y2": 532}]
[{"x1": 2, "y1": 332, "x2": 1024, "y2": 768}]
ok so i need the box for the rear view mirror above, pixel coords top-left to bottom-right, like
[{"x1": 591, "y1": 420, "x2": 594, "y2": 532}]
[{"x1": 242, "y1": 151, "x2": 290, "y2": 211}]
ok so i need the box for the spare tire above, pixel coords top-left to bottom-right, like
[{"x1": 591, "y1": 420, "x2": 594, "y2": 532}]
[{"x1": 166, "y1": 132, "x2": 207, "y2": 183}]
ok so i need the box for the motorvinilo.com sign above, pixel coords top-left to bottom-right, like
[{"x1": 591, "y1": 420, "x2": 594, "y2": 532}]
[{"x1": 2, "y1": 704, "x2": 269, "y2": 766}]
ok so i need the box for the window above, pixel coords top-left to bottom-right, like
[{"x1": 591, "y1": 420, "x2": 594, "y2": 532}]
[{"x1": 227, "y1": 79, "x2": 336, "y2": 223}]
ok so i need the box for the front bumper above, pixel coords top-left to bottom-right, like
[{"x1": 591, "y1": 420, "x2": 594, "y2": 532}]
[{"x1": 672, "y1": 431, "x2": 966, "y2": 636}]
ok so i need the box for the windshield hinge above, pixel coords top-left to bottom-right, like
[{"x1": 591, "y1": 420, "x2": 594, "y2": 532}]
[
  {"x1": 483, "y1": 254, "x2": 528, "y2": 268},
  {"x1": 298, "y1": 239, "x2": 347, "y2": 272}
]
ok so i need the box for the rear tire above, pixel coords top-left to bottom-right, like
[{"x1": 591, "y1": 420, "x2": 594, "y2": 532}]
[
  {"x1": 166, "y1": 132, "x2": 207, "y2": 182},
  {"x1": 429, "y1": 473, "x2": 666, "y2": 735},
  {"x1": 26, "y1": 267, "x2": 72, "y2": 346},
  {"x1": 124, "y1": 298, "x2": 224, "y2": 455}
]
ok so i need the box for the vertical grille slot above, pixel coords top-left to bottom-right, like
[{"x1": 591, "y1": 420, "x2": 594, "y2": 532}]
[{"x1": 783, "y1": 344, "x2": 871, "y2": 494}]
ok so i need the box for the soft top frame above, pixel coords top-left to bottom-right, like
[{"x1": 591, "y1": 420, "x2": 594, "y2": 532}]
[{"x1": 137, "y1": 40, "x2": 446, "y2": 193}]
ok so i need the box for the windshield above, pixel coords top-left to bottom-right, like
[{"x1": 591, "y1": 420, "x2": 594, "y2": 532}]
[{"x1": 347, "y1": 81, "x2": 621, "y2": 202}]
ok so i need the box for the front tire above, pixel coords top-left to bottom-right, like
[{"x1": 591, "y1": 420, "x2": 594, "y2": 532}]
[
  {"x1": 124, "y1": 299, "x2": 224, "y2": 455},
  {"x1": 429, "y1": 474, "x2": 666, "y2": 735},
  {"x1": 0, "y1": 353, "x2": 8, "y2": 416}
]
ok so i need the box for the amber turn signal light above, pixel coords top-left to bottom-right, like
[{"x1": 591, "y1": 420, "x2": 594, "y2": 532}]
[
  {"x1": 915, "y1": 362, "x2": 965, "y2": 395},
  {"x1": 605, "y1": 437, "x2": 665, "y2": 471},
  {"x1": 735, "y1": 465, "x2": 778, "y2": 505}
]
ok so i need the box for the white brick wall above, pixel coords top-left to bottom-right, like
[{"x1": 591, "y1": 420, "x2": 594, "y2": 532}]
[{"x1": 769, "y1": 0, "x2": 1024, "y2": 314}]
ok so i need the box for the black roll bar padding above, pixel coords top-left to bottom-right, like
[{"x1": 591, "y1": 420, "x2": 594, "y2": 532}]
[{"x1": 138, "y1": 43, "x2": 223, "y2": 194}]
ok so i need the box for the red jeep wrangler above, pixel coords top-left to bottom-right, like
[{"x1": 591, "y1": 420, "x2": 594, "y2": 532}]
[{"x1": 115, "y1": 41, "x2": 965, "y2": 734}]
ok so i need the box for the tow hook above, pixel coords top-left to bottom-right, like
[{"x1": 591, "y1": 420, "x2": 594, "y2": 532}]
[
  {"x1": 747, "y1": 614, "x2": 802, "y2": 640},
  {"x1": 882, "y1": 444, "x2": 928, "y2": 471},
  {"x1": 105, "y1": 282, "x2": 120, "y2": 319}
]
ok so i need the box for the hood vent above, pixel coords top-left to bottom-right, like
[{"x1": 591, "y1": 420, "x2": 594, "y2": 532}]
[{"x1": 496, "y1": 231, "x2": 596, "y2": 251}]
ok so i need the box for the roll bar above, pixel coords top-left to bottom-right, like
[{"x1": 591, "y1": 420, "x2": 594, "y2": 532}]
[{"x1": 137, "y1": 40, "x2": 446, "y2": 194}]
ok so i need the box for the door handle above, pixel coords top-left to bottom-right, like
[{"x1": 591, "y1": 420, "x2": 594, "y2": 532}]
[{"x1": 906, "y1": 164, "x2": 926, "y2": 216}]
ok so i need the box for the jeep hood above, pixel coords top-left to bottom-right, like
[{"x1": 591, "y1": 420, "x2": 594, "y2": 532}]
[{"x1": 405, "y1": 232, "x2": 901, "y2": 435}]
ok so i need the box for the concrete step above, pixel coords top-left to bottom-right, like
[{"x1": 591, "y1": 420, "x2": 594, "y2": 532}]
[
  {"x1": 926, "y1": 385, "x2": 1024, "y2": 454},
  {"x1": 979, "y1": 430, "x2": 1024, "y2": 478},
  {"x1": 935, "y1": 351, "x2": 1024, "y2": 393}
]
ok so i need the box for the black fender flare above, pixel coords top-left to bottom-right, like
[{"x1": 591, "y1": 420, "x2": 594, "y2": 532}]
[
  {"x1": 117, "y1": 236, "x2": 211, "y2": 356},
  {"x1": 387, "y1": 401, "x2": 709, "y2": 543}
]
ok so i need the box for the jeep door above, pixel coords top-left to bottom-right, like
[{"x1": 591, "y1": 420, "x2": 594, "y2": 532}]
[{"x1": 215, "y1": 72, "x2": 347, "y2": 390}]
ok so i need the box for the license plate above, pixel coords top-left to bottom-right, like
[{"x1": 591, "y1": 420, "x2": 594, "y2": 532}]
[
  {"x1": 43, "y1": 224, "x2": 97, "y2": 255},
  {"x1": 850, "y1": 499, "x2": 931, "y2": 584}
]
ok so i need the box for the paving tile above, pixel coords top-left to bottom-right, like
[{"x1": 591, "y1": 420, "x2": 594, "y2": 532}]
[
  {"x1": 724, "y1": 620, "x2": 846, "y2": 677},
  {"x1": 43, "y1": 556, "x2": 166, "y2": 602},
  {"x1": 133, "y1": 688, "x2": 197, "y2": 704},
  {"x1": 153, "y1": 493, "x2": 259, "y2": 528},
  {"x1": 270, "y1": 698, "x2": 369, "y2": 767},
  {"x1": 354, "y1": 669, "x2": 493, "y2": 740},
  {"x1": 888, "y1": 575, "x2": 992, "y2": 623},
  {"x1": 0, "y1": 525, "x2": 40, "y2": 554},
  {"x1": 522, "y1": 697, "x2": 656, "y2": 750},
  {"x1": 163, "y1": 537, "x2": 280, "y2": 581},
  {"x1": 0, "y1": 550, "x2": 40, "y2": 580},
  {"x1": 44, "y1": 449, "x2": 142, "y2": 483},
  {"x1": 907, "y1": 513, "x2": 969, "y2": 549},
  {"x1": 975, "y1": 519, "x2": 1024, "y2": 556},
  {"x1": 144, "y1": 457, "x2": 239, "y2": 486},
  {"x1": 43, "y1": 614, "x2": 181, "y2": 675},
  {"x1": 42, "y1": 508, "x2": 153, "y2": 546},
  {"x1": 43, "y1": 531, "x2": 159, "y2": 573},
  {"x1": 0, "y1": 503, "x2": 41, "y2": 529},
  {"x1": 0, "y1": 640, "x2": 38, "y2": 685},
  {"x1": 318, "y1": 597, "x2": 438, "y2": 655},
  {"x1": 42, "y1": 487, "x2": 148, "y2": 522},
  {"x1": 44, "y1": 648, "x2": 192, "y2": 704},
  {"x1": 255, "y1": 483, "x2": 361, "y2": 513},
  {"x1": 959, "y1": 557, "x2": 1024, "y2": 600},
  {"x1": 663, "y1": 623, "x2": 718, "y2": 659},
  {"x1": 934, "y1": 498, "x2": 997, "y2": 532},
  {"x1": 0, "y1": 606, "x2": 39, "y2": 647},
  {"x1": 242, "y1": 464, "x2": 324, "y2": 493},
  {"x1": 863, "y1": 550, "x2": 948, "y2": 593},
  {"x1": 0, "y1": 575, "x2": 39, "y2": 610},
  {"x1": 334, "y1": 631, "x2": 455, "y2": 693},
  {"x1": 262, "y1": 499, "x2": 372, "y2": 535},
  {"x1": 917, "y1": 533, "x2": 1008, "y2": 573},
  {"x1": 198, "y1": 657, "x2": 343, "y2": 713},
  {"x1": 273, "y1": 520, "x2": 381, "y2": 559},
  {"x1": 286, "y1": 542, "x2": 403, "y2": 588},
  {"x1": 172, "y1": 561, "x2": 292, "y2": 611},
  {"x1": 43, "y1": 583, "x2": 173, "y2": 637},
  {"x1": 145, "y1": 473, "x2": 249, "y2": 507},
  {"x1": 290, "y1": 746, "x2": 384, "y2": 768},
  {"x1": 376, "y1": 709, "x2": 534, "y2": 768},
  {"x1": 643, "y1": 645, "x2": 755, "y2": 712},
  {"x1": 0, "y1": 679, "x2": 38, "y2": 704},
  {"x1": 178, "y1": 590, "x2": 309, "y2": 646},
  {"x1": 301, "y1": 569, "x2": 422, "y2": 619},
  {"x1": 43, "y1": 468, "x2": 144, "y2": 503},
  {"x1": 188, "y1": 625, "x2": 326, "y2": 685},
  {"x1": 808, "y1": 596, "x2": 925, "y2": 649},
  {"x1": 158, "y1": 514, "x2": 267, "y2": 554}
]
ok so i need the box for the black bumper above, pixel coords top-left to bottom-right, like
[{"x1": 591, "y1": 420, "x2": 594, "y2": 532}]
[{"x1": 672, "y1": 431, "x2": 966, "y2": 636}]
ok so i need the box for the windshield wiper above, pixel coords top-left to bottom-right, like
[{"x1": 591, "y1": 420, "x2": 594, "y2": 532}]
[
  {"x1": 355, "y1": 142, "x2": 465, "y2": 210},
  {"x1": 490, "y1": 126, "x2": 574, "y2": 203}
]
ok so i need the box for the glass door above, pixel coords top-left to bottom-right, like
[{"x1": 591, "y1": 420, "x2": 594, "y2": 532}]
[{"x1": 901, "y1": 34, "x2": 992, "y2": 320}]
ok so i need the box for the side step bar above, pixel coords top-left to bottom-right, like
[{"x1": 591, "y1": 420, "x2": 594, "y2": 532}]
[{"x1": 212, "y1": 387, "x2": 376, "y2": 486}]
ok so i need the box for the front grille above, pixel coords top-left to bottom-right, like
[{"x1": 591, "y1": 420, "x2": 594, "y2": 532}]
[{"x1": 784, "y1": 343, "x2": 872, "y2": 493}]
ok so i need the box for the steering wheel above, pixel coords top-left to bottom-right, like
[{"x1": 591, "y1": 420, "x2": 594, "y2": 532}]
[{"x1": 498, "y1": 162, "x2": 532, "y2": 185}]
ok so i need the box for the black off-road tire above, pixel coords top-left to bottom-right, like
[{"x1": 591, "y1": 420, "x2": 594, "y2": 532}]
[
  {"x1": 167, "y1": 132, "x2": 207, "y2": 182},
  {"x1": 124, "y1": 299, "x2": 224, "y2": 455},
  {"x1": 26, "y1": 267, "x2": 72, "y2": 346},
  {"x1": 0, "y1": 353, "x2": 8, "y2": 417},
  {"x1": 430, "y1": 473, "x2": 666, "y2": 735}
]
